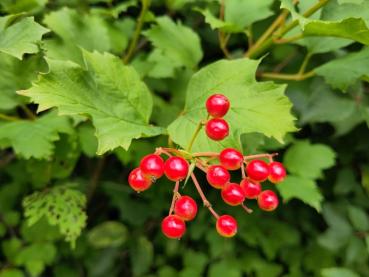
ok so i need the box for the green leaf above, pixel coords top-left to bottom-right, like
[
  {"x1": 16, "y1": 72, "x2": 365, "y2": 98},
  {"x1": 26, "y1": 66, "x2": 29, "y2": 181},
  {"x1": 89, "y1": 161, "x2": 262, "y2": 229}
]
[
  {"x1": 224, "y1": 0, "x2": 274, "y2": 31},
  {"x1": 144, "y1": 16, "x2": 203, "y2": 69},
  {"x1": 15, "y1": 242, "x2": 56, "y2": 276},
  {"x1": 196, "y1": 8, "x2": 238, "y2": 32},
  {"x1": 316, "y1": 47, "x2": 369, "y2": 91},
  {"x1": 20, "y1": 50, "x2": 165, "y2": 154},
  {"x1": 87, "y1": 221, "x2": 128, "y2": 248},
  {"x1": 284, "y1": 140, "x2": 336, "y2": 179},
  {"x1": 0, "y1": 53, "x2": 45, "y2": 111},
  {"x1": 347, "y1": 205, "x2": 369, "y2": 231},
  {"x1": 23, "y1": 184, "x2": 87, "y2": 247},
  {"x1": 0, "y1": 16, "x2": 49, "y2": 59},
  {"x1": 0, "y1": 269, "x2": 24, "y2": 277},
  {"x1": 43, "y1": 8, "x2": 110, "y2": 52},
  {"x1": 0, "y1": 0, "x2": 47, "y2": 13},
  {"x1": 0, "y1": 112, "x2": 73, "y2": 159},
  {"x1": 77, "y1": 123, "x2": 98, "y2": 157},
  {"x1": 208, "y1": 260, "x2": 242, "y2": 277},
  {"x1": 168, "y1": 59, "x2": 296, "y2": 152},
  {"x1": 277, "y1": 175, "x2": 323, "y2": 211},
  {"x1": 130, "y1": 237, "x2": 153, "y2": 276},
  {"x1": 321, "y1": 268, "x2": 360, "y2": 277}
]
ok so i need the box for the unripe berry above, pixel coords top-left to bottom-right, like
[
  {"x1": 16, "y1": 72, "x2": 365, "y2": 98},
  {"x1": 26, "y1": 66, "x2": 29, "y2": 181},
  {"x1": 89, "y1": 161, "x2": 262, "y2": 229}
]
[
  {"x1": 206, "y1": 165, "x2": 230, "y2": 189},
  {"x1": 174, "y1": 196, "x2": 198, "y2": 221},
  {"x1": 164, "y1": 157, "x2": 189, "y2": 181},
  {"x1": 161, "y1": 215, "x2": 186, "y2": 239},
  {"x1": 128, "y1": 168, "x2": 152, "y2": 192},
  {"x1": 246, "y1": 160, "x2": 270, "y2": 182},
  {"x1": 221, "y1": 183, "x2": 245, "y2": 206},
  {"x1": 140, "y1": 154, "x2": 165, "y2": 178},
  {"x1": 205, "y1": 118, "x2": 229, "y2": 141},
  {"x1": 216, "y1": 215, "x2": 237, "y2": 237},
  {"x1": 206, "y1": 94, "x2": 230, "y2": 118},
  {"x1": 258, "y1": 190, "x2": 279, "y2": 211},
  {"x1": 219, "y1": 148, "x2": 243, "y2": 170},
  {"x1": 268, "y1": 162, "x2": 286, "y2": 183},
  {"x1": 240, "y1": 178, "x2": 261, "y2": 199}
]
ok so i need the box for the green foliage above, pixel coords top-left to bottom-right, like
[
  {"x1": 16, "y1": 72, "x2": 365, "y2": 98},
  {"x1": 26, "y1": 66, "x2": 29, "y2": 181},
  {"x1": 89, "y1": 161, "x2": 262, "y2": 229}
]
[
  {"x1": 1, "y1": 0, "x2": 369, "y2": 276},
  {"x1": 0, "y1": 16, "x2": 49, "y2": 59},
  {"x1": 23, "y1": 185, "x2": 87, "y2": 246}
]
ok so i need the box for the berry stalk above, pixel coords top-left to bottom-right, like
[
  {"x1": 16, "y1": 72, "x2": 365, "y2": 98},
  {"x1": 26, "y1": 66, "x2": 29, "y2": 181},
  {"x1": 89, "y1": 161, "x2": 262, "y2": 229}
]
[{"x1": 168, "y1": 181, "x2": 180, "y2": 215}]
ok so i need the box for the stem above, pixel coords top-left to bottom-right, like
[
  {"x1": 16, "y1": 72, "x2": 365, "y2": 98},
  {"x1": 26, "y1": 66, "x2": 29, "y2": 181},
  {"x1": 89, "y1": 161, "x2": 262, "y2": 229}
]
[
  {"x1": 155, "y1": 147, "x2": 173, "y2": 157},
  {"x1": 186, "y1": 121, "x2": 204, "y2": 152},
  {"x1": 298, "y1": 53, "x2": 312, "y2": 75},
  {"x1": 123, "y1": 0, "x2": 150, "y2": 64},
  {"x1": 273, "y1": 33, "x2": 303, "y2": 44},
  {"x1": 217, "y1": 0, "x2": 231, "y2": 58},
  {"x1": 242, "y1": 203, "x2": 253, "y2": 214},
  {"x1": 0, "y1": 113, "x2": 19, "y2": 121},
  {"x1": 245, "y1": 9, "x2": 289, "y2": 58},
  {"x1": 168, "y1": 181, "x2": 180, "y2": 215},
  {"x1": 241, "y1": 165, "x2": 246, "y2": 179},
  {"x1": 190, "y1": 173, "x2": 219, "y2": 219},
  {"x1": 20, "y1": 105, "x2": 36, "y2": 120},
  {"x1": 246, "y1": 0, "x2": 329, "y2": 59},
  {"x1": 87, "y1": 157, "x2": 106, "y2": 202},
  {"x1": 259, "y1": 70, "x2": 315, "y2": 81},
  {"x1": 244, "y1": 153, "x2": 278, "y2": 161},
  {"x1": 192, "y1": 152, "x2": 219, "y2": 157}
]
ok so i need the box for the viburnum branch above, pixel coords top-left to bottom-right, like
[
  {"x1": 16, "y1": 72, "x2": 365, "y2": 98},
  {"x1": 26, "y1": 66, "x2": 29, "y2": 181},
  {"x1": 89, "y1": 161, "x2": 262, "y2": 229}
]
[
  {"x1": 168, "y1": 181, "x2": 180, "y2": 215},
  {"x1": 246, "y1": 0, "x2": 329, "y2": 59},
  {"x1": 123, "y1": 0, "x2": 151, "y2": 64},
  {"x1": 190, "y1": 173, "x2": 219, "y2": 219},
  {"x1": 244, "y1": 153, "x2": 278, "y2": 161}
]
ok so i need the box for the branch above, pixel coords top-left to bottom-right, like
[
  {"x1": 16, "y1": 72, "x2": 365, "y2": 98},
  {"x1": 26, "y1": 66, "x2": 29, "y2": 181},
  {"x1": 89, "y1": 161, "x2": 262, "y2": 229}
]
[
  {"x1": 123, "y1": 0, "x2": 151, "y2": 64},
  {"x1": 168, "y1": 181, "x2": 180, "y2": 215},
  {"x1": 190, "y1": 173, "x2": 219, "y2": 219}
]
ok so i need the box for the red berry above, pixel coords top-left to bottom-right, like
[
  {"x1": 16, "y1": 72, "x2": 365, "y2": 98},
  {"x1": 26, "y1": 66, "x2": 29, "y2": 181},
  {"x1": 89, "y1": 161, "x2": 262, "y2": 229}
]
[
  {"x1": 206, "y1": 94, "x2": 230, "y2": 118},
  {"x1": 221, "y1": 183, "x2": 245, "y2": 206},
  {"x1": 205, "y1": 118, "x2": 229, "y2": 141},
  {"x1": 240, "y1": 178, "x2": 261, "y2": 199},
  {"x1": 206, "y1": 165, "x2": 230, "y2": 189},
  {"x1": 174, "y1": 196, "x2": 198, "y2": 221},
  {"x1": 268, "y1": 162, "x2": 286, "y2": 183},
  {"x1": 128, "y1": 168, "x2": 152, "y2": 192},
  {"x1": 161, "y1": 215, "x2": 186, "y2": 239},
  {"x1": 164, "y1": 157, "x2": 189, "y2": 181},
  {"x1": 246, "y1": 160, "x2": 270, "y2": 182},
  {"x1": 140, "y1": 154, "x2": 165, "y2": 178},
  {"x1": 219, "y1": 148, "x2": 243, "y2": 170},
  {"x1": 258, "y1": 190, "x2": 279, "y2": 211},
  {"x1": 216, "y1": 215, "x2": 237, "y2": 237}
]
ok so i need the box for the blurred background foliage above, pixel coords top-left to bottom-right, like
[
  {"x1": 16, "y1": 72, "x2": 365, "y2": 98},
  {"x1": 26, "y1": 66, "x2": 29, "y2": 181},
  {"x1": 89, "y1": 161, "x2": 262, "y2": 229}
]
[{"x1": 0, "y1": 0, "x2": 369, "y2": 276}]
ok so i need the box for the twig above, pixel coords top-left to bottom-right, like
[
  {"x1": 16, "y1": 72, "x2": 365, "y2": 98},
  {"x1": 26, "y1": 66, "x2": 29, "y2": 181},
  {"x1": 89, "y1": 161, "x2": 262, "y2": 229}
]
[
  {"x1": 87, "y1": 157, "x2": 106, "y2": 202},
  {"x1": 123, "y1": 0, "x2": 151, "y2": 64},
  {"x1": 168, "y1": 181, "x2": 180, "y2": 215},
  {"x1": 244, "y1": 153, "x2": 278, "y2": 161},
  {"x1": 190, "y1": 173, "x2": 219, "y2": 219}
]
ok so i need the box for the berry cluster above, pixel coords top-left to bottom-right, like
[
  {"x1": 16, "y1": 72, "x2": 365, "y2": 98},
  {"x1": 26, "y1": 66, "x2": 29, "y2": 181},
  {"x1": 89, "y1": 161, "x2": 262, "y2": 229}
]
[{"x1": 128, "y1": 94, "x2": 286, "y2": 239}]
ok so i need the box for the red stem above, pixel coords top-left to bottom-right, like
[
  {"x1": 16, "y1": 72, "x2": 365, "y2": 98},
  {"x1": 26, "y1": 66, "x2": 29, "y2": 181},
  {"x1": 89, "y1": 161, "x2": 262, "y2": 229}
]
[
  {"x1": 168, "y1": 181, "x2": 180, "y2": 215},
  {"x1": 190, "y1": 173, "x2": 219, "y2": 219},
  {"x1": 192, "y1": 152, "x2": 219, "y2": 157},
  {"x1": 244, "y1": 153, "x2": 278, "y2": 162},
  {"x1": 242, "y1": 203, "x2": 253, "y2": 214}
]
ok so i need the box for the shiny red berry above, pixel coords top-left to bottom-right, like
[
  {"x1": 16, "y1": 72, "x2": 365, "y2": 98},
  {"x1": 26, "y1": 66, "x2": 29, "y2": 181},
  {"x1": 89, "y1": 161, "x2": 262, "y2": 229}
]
[
  {"x1": 258, "y1": 190, "x2": 279, "y2": 211},
  {"x1": 128, "y1": 168, "x2": 152, "y2": 192},
  {"x1": 216, "y1": 215, "x2": 237, "y2": 237},
  {"x1": 174, "y1": 196, "x2": 198, "y2": 221},
  {"x1": 240, "y1": 178, "x2": 261, "y2": 199},
  {"x1": 268, "y1": 162, "x2": 286, "y2": 183},
  {"x1": 219, "y1": 148, "x2": 243, "y2": 170},
  {"x1": 164, "y1": 157, "x2": 189, "y2": 181},
  {"x1": 221, "y1": 183, "x2": 245, "y2": 206},
  {"x1": 206, "y1": 94, "x2": 230, "y2": 118},
  {"x1": 206, "y1": 165, "x2": 230, "y2": 189},
  {"x1": 140, "y1": 154, "x2": 165, "y2": 178},
  {"x1": 205, "y1": 118, "x2": 229, "y2": 141},
  {"x1": 246, "y1": 160, "x2": 270, "y2": 182},
  {"x1": 161, "y1": 215, "x2": 186, "y2": 239}
]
